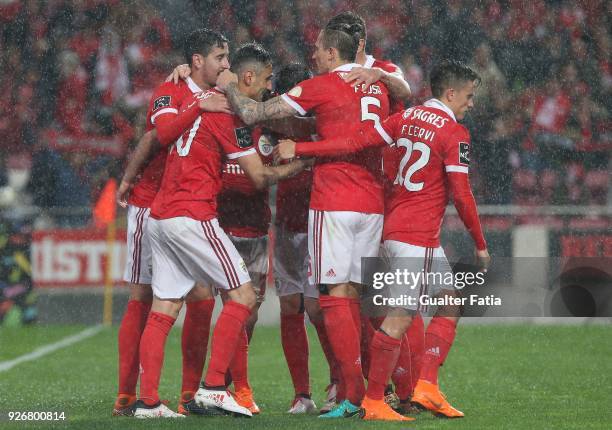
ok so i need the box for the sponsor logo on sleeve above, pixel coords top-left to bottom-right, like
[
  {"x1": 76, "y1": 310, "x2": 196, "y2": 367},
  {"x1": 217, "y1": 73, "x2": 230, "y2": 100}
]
[
  {"x1": 234, "y1": 127, "x2": 253, "y2": 148},
  {"x1": 459, "y1": 142, "x2": 470, "y2": 165},
  {"x1": 153, "y1": 95, "x2": 171, "y2": 111}
]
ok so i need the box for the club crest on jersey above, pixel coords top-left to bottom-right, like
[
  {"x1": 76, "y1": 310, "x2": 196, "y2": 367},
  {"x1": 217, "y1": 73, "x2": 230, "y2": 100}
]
[
  {"x1": 258, "y1": 135, "x2": 274, "y2": 156},
  {"x1": 234, "y1": 127, "x2": 253, "y2": 148},
  {"x1": 153, "y1": 95, "x2": 171, "y2": 111},
  {"x1": 459, "y1": 142, "x2": 470, "y2": 165}
]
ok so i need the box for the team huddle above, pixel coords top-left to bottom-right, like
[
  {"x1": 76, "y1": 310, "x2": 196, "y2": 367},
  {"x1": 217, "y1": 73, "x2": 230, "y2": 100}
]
[{"x1": 114, "y1": 11, "x2": 490, "y2": 421}]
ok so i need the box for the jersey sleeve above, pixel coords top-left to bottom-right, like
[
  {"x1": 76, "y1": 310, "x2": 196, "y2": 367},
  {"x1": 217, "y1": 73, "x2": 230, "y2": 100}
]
[
  {"x1": 375, "y1": 60, "x2": 404, "y2": 77},
  {"x1": 149, "y1": 82, "x2": 181, "y2": 126},
  {"x1": 280, "y1": 76, "x2": 325, "y2": 116},
  {"x1": 444, "y1": 126, "x2": 486, "y2": 250},
  {"x1": 156, "y1": 93, "x2": 203, "y2": 147},
  {"x1": 294, "y1": 111, "x2": 401, "y2": 157},
  {"x1": 209, "y1": 114, "x2": 257, "y2": 159},
  {"x1": 377, "y1": 111, "x2": 403, "y2": 145},
  {"x1": 443, "y1": 125, "x2": 471, "y2": 174},
  {"x1": 448, "y1": 170, "x2": 487, "y2": 250}
]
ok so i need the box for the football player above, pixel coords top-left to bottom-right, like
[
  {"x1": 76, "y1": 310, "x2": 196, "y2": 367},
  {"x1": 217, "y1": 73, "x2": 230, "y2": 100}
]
[
  {"x1": 114, "y1": 28, "x2": 231, "y2": 417},
  {"x1": 133, "y1": 42, "x2": 305, "y2": 418},
  {"x1": 275, "y1": 60, "x2": 491, "y2": 420},
  {"x1": 217, "y1": 22, "x2": 390, "y2": 419}
]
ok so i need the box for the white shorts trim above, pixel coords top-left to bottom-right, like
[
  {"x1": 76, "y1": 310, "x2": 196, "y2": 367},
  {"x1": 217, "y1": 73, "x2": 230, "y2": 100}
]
[
  {"x1": 308, "y1": 210, "x2": 383, "y2": 285},
  {"x1": 122, "y1": 205, "x2": 152, "y2": 284},
  {"x1": 148, "y1": 217, "x2": 250, "y2": 299}
]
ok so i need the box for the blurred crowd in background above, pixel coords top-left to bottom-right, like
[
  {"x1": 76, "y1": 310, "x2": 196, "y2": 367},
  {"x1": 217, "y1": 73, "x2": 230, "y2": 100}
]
[{"x1": 0, "y1": 0, "x2": 610, "y2": 227}]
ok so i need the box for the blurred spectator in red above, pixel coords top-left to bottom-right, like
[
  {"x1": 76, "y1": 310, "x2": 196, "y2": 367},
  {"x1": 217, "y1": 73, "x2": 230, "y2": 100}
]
[
  {"x1": 95, "y1": 25, "x2": 129, "y2": 107},
  {"x1": 56, "y1": 51, "x2": 89, "y2": 134},
  {"x1": 530, "y1": 79, "x2": 573, "y2": 154}
]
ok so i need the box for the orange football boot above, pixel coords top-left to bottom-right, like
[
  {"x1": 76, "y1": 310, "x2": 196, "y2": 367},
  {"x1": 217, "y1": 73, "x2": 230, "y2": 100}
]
[
  {"x1": 112, "y1": 394, "x2": 137, "y2": 416},
  {"x1": 360, "y1": 396, "x2": 415, "y2": 421},
  {"x1": 411, "y1": 379, "x2": 464, "y2": 418},
  {"x1": 177, "y1": 391, "x2": 195, "y2": 416},
  {"x1": 234, "y1": 386, "x2": 261, "y2": 414}
]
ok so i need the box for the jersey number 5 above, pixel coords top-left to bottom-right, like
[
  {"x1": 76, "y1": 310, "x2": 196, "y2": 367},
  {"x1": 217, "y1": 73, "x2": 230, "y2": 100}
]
[
  {"x1": 175, "y1": 117, "x2": 202, "y2": 156},
  {"x1": 361, "y1": 96, "x2": 382, "y2": 129},
  {"x1": 394, "y1": 138, "x2": 430, "y2": 191}
]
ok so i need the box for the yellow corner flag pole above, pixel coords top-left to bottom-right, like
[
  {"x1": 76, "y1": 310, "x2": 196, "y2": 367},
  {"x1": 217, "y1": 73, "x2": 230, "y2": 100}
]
[{"x1": 94, "y1": 179, "x2": 118, "y2": 326}]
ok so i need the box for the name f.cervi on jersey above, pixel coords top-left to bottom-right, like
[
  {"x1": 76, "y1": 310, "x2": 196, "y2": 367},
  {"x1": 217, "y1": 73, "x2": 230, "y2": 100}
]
[{"x1": 360, "y1": 256, "x2": 612, "y2": 318}]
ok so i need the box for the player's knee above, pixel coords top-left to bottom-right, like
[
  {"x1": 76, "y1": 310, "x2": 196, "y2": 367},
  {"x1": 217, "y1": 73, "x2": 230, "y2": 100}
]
[
  {"x1": 185, "y1": 283, "x2": 214, "y2": 302},
  {"x1": 381, "y1": 310, "x2": 413, "y2": 339},
  {"x1": 229, "y1": 283, "x2": 257, "y2": 309},
  {"x1": 129, "y1": 283, "x2": 153, "y2": 303},
  {"x1": 304, "y1": 297, "x2": 322, "y2": 321},
  {"x1": 280, "y1": 294, "x2": 303, "y2": 315}
]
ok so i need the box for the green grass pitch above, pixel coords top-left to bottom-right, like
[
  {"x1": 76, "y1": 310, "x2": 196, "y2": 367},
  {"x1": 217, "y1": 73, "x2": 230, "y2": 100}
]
[{"x1": 1, "y1": 324, "x2": 611, "y2": 429}]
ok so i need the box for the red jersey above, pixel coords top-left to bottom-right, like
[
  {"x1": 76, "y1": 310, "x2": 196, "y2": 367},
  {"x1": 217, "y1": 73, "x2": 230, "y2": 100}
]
[
  {"x1": 365, "y1": 55, "x2": 405, "y2": 114},
  {"x1": 150, "y1": 90, "x2": 256, "y2": 221},
  {"x1": 379, "y1": 99, "x2": 478, "y2": 248},
  {"x1": 365, "y1": 55, "x2": 407, "y2": 199},
  {"x1": 281, "y1": 63, "x2": 390, "y2": 214},
  {"x1": 294, "y1": 99, "x2": 486, "y2": 251},
  {"x1": 275, "y1": 163, "x2": 313, "y2": 233},
  {"x1": 129, "y1": 77, "x2": 203, "y2": 208},
  {"x1": 217, "y1": 128, "x2": 273, "y2": 238}
]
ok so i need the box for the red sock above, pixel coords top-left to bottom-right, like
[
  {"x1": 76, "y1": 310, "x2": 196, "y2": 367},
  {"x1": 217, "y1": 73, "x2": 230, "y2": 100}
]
[
  {"x1": 139, "y1": 311, "x2": 175, "y2": 405},
  {"x1": 281, "y1": 313, "x2": 310, "y2": 396},
  {"x1": 311, "y1": 315, "x2": 340, "y2": 384},
  {"x1": 348, "y1": 298, "x2": 362, "y2": 340},
  {"x1": 407, "y1": 313, "x2": 425, "y2": 392},
  {"x1": 228, "y1": 328, "x2": 250, "y2": 391},
  {"x1": 181, "y1": 299, "x2": 215, "y2": 393},
  {"x1": 420, "y1": 317, "x2": 456, "y2": 385},
  {"x1": 319, "y1": 295, "x2": 364, "y2": 405},
  {"x1": 392, "y1": 334, "x2": 411, "y2": 400},
  {"x1": 366, "y1": 330, "x2": 401, "y2": 400},
  {"x1": 117, "y1": 300, "x2": 151, "y2": 395},
  {"x1": 360, "y1": 315, "x2": 375, "y2": 379},
  {"x1": 392, "y1": 313, "x2": 425, "y2": 400},
  {"x1": 204, "y1": 301, "x2": 251, "y2": 388}
]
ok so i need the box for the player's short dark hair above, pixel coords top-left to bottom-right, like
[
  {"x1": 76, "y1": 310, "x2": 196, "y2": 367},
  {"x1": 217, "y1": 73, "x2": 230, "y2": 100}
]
[
  {"x1": 231, "y1": 42, "x2": 272, "y2": 74},
  {"x1": 183, "y1": 28, "x2": 228, "y2": 65},
  {"x1": 321, "y1": 22, "x2": 360, "y2": 63},
  {"x1": 327, "y1": 11, "x2": 366, "y2": 42},
  {"x1": 275, "y1": 63, "x2": 313, "y2": 94},
  {"x1": 430, "y1": 60, "x2": 481, "y2": 98}
]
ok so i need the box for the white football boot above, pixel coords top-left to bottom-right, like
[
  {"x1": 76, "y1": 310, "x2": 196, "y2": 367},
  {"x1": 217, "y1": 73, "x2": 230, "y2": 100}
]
[
  {"x1": 134, "y1": 401, "x2": 185, "y2": 419},
  {"x1": 319, "y1": 383, "x2": 338, "y2": 414},
  {"x1": 194, "y1": 386, "x2": 252, "y2": 417},
  {"x1": 288, "y1": 396, "x2": 318, "y2": 414}
]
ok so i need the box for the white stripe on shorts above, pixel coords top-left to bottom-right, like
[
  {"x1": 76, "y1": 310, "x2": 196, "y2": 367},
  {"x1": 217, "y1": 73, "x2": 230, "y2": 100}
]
[
  {"x1": 131, "y1": 207, "x2": 146, "y2": 284},
  {"x1": 201, "y1": 220, "x2": 240, "y2": 289}
]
